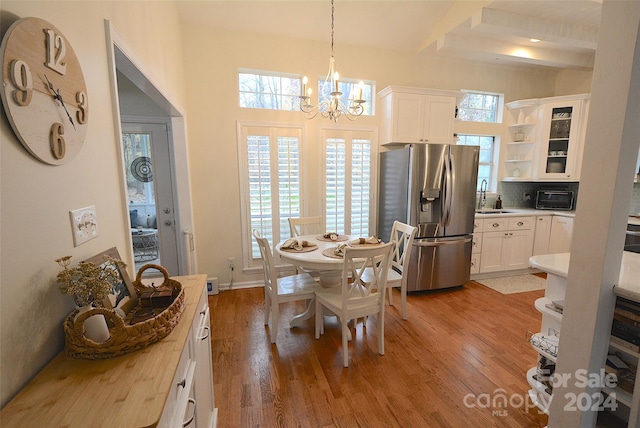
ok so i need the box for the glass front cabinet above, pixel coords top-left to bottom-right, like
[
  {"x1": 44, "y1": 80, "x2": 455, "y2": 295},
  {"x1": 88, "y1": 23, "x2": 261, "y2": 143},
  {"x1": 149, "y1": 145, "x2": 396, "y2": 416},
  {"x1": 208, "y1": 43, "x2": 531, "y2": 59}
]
[{"x1": 536, "y1": 96, "x2": 590, "y2": 181}]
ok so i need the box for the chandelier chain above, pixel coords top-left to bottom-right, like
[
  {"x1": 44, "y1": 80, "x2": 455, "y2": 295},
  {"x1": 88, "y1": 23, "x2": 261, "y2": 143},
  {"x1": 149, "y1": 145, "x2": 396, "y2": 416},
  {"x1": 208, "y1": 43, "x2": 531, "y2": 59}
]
[{"x1": 331, "y1": 0, "x2": 335, "y2": 58}]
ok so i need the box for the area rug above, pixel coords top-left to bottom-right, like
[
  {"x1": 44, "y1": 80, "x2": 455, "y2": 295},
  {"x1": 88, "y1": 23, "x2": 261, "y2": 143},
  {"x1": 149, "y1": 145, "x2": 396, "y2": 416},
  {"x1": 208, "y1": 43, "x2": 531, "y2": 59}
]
[{"x1": 476, "y1": 274, "x2": 546, "y2": 294}]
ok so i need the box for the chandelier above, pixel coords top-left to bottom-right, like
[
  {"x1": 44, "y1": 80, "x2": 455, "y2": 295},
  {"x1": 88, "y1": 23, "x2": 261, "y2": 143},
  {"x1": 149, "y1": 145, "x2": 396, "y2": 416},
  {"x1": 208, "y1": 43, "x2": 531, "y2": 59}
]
[{"x1": 299, "y1": 0, "x2": 366, "y2": 122}]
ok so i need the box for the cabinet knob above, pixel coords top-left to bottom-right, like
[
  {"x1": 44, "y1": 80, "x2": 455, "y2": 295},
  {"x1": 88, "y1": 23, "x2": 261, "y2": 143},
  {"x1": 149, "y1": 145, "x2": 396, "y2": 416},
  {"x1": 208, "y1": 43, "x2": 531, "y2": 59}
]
[
  {"x1": 177, "y1": 378, "x2": 186, "y2": 389},
  {"x1": 517, "y1": 222, "x2": 524, "y2": 226},
  {"x1": 493, "y1": 223, "x2": 500, "y2": 228}
]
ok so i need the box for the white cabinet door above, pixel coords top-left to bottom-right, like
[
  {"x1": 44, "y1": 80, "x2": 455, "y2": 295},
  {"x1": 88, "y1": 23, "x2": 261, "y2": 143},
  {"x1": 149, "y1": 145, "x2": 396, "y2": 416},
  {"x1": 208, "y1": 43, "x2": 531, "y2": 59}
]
[
  {"x1": 480, "y1": 231, "x2": 507, "y2": 273},
  {"x1": 423, "y1": 95, "x2": 457, "y2": 143},
  {"x1": 537, "y1": 98, "x2": 587, "y2": 180},
  {"x1": 549, "y1": 216, "x2": 574, "y2": 254},
  {"x1": 533, "y1": 216, "x2": 552, "y2": 256},
  {"x1": 390, "y1": 92, "x2": 423, "y2": 143},
  {"x1": 503, "y1": 229, "x2": 535, "y2": 270}
]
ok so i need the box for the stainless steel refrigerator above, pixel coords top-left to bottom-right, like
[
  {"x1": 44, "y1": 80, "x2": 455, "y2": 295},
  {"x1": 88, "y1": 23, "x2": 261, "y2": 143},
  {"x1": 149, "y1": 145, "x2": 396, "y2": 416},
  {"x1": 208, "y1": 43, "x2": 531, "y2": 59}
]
[{"x1": 378, "y1": 144, "x2": 479, "y2": 291}]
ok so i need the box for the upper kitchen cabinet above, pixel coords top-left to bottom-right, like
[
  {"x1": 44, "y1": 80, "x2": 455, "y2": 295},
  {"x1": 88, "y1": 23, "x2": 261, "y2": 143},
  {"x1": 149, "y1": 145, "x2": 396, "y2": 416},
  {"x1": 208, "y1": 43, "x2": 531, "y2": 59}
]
[
  {"x1": 378, "y1": 86, "x2": 464, "y2": 146},
  {"x1": 536, "y1": 94, "x2": 590, "y2": 181}
]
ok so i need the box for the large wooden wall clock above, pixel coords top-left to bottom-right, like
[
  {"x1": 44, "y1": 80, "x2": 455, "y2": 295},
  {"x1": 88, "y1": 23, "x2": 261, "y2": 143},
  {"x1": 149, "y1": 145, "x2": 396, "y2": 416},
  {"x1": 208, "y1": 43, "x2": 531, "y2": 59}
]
[{"x1": 1, "y1": 17, "x2": 88, "y2": 165}]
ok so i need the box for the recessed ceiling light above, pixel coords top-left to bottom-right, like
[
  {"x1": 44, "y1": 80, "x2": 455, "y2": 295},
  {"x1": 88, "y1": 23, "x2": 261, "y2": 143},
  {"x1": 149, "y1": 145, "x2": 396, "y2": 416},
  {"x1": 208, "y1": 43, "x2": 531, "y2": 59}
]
[{"x1": 530, "y1": 38, "x2": 541, "y2": 43}]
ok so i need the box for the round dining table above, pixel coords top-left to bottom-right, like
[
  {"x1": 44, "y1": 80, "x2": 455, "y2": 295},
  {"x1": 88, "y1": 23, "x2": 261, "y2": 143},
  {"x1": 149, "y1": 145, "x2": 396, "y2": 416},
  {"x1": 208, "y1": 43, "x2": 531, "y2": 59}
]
[
  {"x1": 275, "y1": 234, "x2": 355, "y2": 287},
  {"x1": 275, "y1": 233, "x2": 356, "y2": 328}
]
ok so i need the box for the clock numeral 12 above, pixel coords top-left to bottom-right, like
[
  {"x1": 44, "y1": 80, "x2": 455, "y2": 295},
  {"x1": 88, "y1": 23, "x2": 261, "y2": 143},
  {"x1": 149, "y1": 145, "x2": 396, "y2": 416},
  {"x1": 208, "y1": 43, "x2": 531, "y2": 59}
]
[
  {"x1": 9, "y1": 60, "x2": 33, "y2": 106},
  {"x1": 50, "y1": 123, "x2": 66, "y2": 159},
  {"x1": 45, "y1": 29, "x2": 67, "y2": 75}
]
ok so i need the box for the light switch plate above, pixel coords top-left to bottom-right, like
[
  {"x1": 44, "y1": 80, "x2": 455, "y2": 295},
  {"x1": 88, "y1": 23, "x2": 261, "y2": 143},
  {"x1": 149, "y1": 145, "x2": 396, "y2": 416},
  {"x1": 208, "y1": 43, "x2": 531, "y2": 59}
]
[{"x1": 70, "y1": 205, "x2": 98, "y2": 247}]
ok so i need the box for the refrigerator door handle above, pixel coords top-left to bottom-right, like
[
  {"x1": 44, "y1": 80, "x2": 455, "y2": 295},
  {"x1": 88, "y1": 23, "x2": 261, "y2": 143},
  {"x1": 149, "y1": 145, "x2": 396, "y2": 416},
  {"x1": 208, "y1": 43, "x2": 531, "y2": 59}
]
[
  {"x1": 413, "y1": 236, "x2": 472, "y2": 247},
  {"x1": 442, "y1": 153, "x2": 454, "y2": 227}
]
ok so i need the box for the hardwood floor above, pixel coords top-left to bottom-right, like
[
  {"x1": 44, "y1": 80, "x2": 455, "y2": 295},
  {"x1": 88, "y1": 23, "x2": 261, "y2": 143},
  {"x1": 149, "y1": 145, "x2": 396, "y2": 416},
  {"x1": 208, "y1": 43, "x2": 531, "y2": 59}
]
[{"x1": 208, "y1": 280, "x2": 549, "y2": 427}]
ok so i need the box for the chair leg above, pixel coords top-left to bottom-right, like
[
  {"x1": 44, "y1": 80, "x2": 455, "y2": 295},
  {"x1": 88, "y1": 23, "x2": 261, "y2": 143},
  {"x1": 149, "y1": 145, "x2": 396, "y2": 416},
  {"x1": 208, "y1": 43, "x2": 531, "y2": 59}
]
[
  {"x1": 378, "y1": 308, "x2": 385, "y2": 355},
  {"x1": 387, "y1": 286, "x2": 394, "y2": 306},
  {"x1": 264, "y1": 290, "x2": 271, "y2": 325},
  {"x1": 270, "y1": 305, "x2": 279, "y2": 344},
  {"x1": 401, "y1": 284, "x2": 408, "y2": 320},
  {"x1": 342, "y1": 318, "x2": 349, "y2": 367}
]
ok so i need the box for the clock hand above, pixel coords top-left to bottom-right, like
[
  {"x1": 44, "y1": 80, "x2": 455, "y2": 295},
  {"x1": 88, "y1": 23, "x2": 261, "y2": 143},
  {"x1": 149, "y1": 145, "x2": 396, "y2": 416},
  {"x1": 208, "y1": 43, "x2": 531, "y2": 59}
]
[{"x1": 43, "y1": 74, "x2": 76, "y2": 130}]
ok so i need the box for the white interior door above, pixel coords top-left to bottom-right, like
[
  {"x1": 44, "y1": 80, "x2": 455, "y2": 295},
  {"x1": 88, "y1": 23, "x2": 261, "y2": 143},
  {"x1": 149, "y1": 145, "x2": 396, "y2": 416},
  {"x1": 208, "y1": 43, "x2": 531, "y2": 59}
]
[{"x1": 123, "y1": 122, "x2": 180, "y2": 275}]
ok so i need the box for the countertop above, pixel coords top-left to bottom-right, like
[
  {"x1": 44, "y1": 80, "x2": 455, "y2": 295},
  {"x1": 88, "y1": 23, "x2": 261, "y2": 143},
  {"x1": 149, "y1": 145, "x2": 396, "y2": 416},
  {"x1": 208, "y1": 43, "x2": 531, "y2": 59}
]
[
  {"x1": 474, "y1": 208, "x2": 575, "y2": 219},
  {"x1": 475, "y1": 210, "x2": 640, "y2": 227},
  {"x1": 629, "y1": 216, "x2": 640, "y2": 226},
  {"x1": 529, "y1": 251, "x2": 640, "y2": 302},
  {"x1": 0, "y1": 274, "x2": 207, "y2": 427}
]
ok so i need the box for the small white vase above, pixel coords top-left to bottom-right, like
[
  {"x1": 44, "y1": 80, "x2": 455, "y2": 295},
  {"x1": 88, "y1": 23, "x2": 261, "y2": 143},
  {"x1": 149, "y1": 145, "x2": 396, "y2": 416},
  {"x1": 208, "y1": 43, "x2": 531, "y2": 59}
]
[{"x1": 75, "y1": 305, "x2": 110, "y2": 343}]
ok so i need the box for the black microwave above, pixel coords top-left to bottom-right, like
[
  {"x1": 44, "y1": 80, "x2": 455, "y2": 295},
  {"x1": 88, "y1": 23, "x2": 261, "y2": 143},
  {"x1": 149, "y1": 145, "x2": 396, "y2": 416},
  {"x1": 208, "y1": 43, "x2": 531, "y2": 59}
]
[{"x1": 535, "y1": 190, "x2": 574, "y2": 210}]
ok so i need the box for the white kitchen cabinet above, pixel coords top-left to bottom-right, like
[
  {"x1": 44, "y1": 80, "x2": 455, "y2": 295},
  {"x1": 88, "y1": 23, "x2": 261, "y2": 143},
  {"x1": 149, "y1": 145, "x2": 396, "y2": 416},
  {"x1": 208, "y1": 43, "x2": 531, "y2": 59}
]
[
  {"x1": 378, "y1": 86, "x2": 463, "y2": 146},
  {"x1": 536, "y1": 95, "x2": 589, "y2": 181},
  {"x1": 479, "y1": 216, "x2": 535, "y2": 273},
  {"x1": 548, "y1": 215, "x2": 574, "y2": 254},
  {"x1": 533, "y1": 216, "x2": 552, "y2": 256}
]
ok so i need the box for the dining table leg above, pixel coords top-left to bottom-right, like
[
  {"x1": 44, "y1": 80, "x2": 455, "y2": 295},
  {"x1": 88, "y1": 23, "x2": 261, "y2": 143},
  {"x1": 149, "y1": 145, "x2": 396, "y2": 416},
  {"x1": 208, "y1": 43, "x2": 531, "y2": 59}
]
[
  {"x1": 290, "y1": 298, "x2": 353, "y2": 341},
  {"x1": 289, "y1": 298, "x2": 315, "y2": 328}
]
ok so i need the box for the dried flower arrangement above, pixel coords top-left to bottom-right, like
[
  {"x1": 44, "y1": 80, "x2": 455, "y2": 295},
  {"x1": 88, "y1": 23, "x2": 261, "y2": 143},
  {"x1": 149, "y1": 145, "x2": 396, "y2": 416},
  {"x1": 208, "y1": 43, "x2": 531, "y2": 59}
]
[{"x1": 55, "y1": 255, "x2": 127, "y2": 307}]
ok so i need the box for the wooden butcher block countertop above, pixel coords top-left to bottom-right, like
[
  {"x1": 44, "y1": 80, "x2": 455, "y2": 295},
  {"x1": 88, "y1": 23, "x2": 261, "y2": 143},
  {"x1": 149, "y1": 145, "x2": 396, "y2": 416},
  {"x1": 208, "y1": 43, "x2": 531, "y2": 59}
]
[{"x1": 0, "y1": 274, "x2": 207, "y2": 427}]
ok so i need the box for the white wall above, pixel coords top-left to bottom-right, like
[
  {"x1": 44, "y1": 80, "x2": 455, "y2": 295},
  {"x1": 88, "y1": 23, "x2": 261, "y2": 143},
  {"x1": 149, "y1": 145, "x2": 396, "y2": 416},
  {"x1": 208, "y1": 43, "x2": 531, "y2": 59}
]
[
  {"x1": 0, "y1": 1, "x2": 186, "y2": 406},
  {"x1": 181, "y1": 24, "x2": 562, "y2": 287}
]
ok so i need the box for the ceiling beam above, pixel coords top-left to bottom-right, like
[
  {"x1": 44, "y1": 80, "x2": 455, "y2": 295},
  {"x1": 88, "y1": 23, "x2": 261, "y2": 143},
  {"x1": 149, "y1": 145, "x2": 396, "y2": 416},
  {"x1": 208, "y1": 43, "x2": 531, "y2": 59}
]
[
  {"x1": 416, "y1": 0, "x2": 492, "y2": 53},
  {"x1": 428, "y1": 33, "x2": 595, "y2": 69},
  {"x1": 471, "y1": 7, "x2": 599, "y2": 50}
]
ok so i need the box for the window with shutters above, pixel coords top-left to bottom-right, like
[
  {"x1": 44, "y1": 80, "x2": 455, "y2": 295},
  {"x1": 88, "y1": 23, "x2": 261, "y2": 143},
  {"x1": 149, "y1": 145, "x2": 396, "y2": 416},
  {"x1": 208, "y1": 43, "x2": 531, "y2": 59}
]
[
  {"x1": 323, "y1": 129, "x2": 375, "y2": 236},
  {"x1": 238, "y1": 124, "x2": 377, "y2": 269},
  {"x1": 238, "y1": 123, "x2": 303, "y2": 263}
]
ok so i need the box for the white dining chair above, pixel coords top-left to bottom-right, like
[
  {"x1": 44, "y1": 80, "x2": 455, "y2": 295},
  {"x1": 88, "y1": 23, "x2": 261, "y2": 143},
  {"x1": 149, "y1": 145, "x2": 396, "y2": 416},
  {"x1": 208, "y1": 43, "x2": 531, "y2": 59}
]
[
  {"x1": 253, "y1": 230, "x2": 319, "y2": 344},
  {"x1": 288, "y1": 216, "x2": 324, "y2": 237},
  {"x1": 315, "y1": 242, "x2": 393, "y2": 367},
  {"x1": 384, "y1": 221, "x2": 417, "y2": 320}
]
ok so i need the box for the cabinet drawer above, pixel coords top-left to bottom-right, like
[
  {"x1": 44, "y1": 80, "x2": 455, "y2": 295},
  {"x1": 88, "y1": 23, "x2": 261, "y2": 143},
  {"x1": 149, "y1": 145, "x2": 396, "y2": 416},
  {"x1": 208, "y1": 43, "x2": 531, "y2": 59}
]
[
  {"x1": 160, "y1": 342, "x2": 194, "y2": 427},
  {"x1": 193, "y1": 286, "x2": 210, "y2": 349},
  {"x1": 509, "y1": 216, "x2": 534, "y2": 230},
  {"x1": 473, "y1": 220, "x2": 484, "y2": 233},
  {"x1": 472, "y1": 234, "x2": 482, "y2": 254},
  {"x1": 470, "y1": 255, "x2": 480, "y2": 274},
  {"x1": 484, "y1": 219, "x2": 508, "y2": 232}
]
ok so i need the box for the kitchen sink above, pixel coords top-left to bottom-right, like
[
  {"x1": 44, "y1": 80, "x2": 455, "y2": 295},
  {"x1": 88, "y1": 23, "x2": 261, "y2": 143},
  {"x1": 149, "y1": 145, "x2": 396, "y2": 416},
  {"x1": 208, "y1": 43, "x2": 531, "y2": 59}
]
[{"x1": 475, "y1": 209, "x2": 514, "y2": 214}]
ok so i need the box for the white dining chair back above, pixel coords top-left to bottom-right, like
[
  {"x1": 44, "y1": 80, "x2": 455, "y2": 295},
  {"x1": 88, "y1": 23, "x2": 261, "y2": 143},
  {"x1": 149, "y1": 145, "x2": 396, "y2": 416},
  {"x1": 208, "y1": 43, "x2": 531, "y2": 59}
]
[
  {"x1": 253, "y1": 230, "x2": 319, "y2": 344},
  {"x1": 315, "y1": 242, "x2": 393, "y2": 367},
  {"x1": 288, "y1": 216, "x2": 324, "y2": 237},
  {"x1": 387, "y1": 221, "x2": 417, "y2": 319}
]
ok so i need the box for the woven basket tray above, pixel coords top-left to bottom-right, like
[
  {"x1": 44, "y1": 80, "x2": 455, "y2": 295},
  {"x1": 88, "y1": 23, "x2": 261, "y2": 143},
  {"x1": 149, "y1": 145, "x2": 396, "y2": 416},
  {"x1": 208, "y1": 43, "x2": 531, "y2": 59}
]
[{"x1": 63, "y1": 264, "x2": 185, "y2": 360}]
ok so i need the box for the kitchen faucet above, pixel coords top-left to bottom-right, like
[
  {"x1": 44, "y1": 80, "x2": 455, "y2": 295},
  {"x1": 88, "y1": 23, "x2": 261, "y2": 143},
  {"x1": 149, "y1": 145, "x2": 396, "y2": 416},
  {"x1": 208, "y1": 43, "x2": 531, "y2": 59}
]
[{"x1": 478, "y1": 179, "x2": 488, "y2": 210}]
